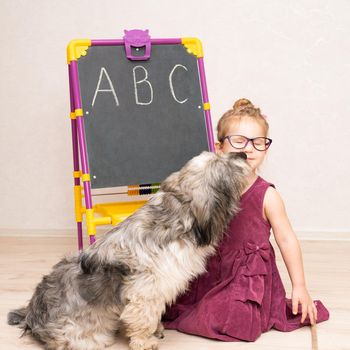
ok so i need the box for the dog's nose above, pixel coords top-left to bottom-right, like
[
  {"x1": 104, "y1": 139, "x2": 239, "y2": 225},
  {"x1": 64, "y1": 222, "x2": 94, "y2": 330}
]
[
  {"x1": 237, "y1": 152, "x2": 247, "y2": 160},
  {"x1": 229, "y1": 152, "x2": 247, "y2": 160}
]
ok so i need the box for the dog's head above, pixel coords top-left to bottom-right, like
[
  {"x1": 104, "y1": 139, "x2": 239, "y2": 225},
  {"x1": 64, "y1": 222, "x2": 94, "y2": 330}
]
[{"x1": 161, "y1": 151, "x2": 250, "y2": 246}]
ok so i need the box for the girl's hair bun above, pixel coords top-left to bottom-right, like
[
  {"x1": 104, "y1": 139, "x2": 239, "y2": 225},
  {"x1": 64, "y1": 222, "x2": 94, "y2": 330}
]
[{"x1": 232, "y1": 98, "x2": 255, "y2": 113}]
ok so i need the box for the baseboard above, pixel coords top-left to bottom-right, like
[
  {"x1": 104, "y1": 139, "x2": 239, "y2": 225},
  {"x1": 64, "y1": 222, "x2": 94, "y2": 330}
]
[
  {"x1": 0, "y1": 229, "x2": 77, "y2": 237},
  {"x1": 0, "y1": 228, "x2": 349, "y2": 241}
]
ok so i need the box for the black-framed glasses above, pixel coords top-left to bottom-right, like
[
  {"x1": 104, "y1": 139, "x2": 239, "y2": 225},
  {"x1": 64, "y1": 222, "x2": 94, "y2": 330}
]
[{"x1": 222, "y1": 135, "x2": 272, "y2": 151}]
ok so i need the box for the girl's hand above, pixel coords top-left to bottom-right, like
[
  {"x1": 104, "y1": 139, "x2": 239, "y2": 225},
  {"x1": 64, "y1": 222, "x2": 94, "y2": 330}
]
[{"x1": 292, "y1": 285, "x2": 317, "y2": 325}]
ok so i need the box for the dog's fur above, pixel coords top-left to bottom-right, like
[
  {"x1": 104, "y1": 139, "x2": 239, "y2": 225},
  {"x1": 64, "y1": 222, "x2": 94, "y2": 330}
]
[{"x1": 8, "y1": 151, "x2": 249, "y2": 350}]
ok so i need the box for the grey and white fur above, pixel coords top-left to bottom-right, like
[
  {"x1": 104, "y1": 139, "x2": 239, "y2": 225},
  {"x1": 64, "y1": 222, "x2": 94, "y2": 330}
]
[{"x1": 8, "y1": 151, "x2": 249, "y2": 350}]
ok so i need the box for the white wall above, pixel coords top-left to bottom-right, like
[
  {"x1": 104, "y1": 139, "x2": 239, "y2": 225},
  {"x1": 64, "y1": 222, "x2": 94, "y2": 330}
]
[{"x1": 1, "y1": 0, "x2": 349, "y2": 233}]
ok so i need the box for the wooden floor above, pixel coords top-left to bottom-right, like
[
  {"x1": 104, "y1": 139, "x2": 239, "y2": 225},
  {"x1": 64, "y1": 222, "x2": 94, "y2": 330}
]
[{"x1": 0, "y1": 234, "x2": 349, "y2": 350}]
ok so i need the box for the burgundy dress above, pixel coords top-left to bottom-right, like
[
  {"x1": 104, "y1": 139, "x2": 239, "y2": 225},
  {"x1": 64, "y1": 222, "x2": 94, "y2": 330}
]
[{"x1": 163, "y1": 177, "x2": 329, "y2": 341}]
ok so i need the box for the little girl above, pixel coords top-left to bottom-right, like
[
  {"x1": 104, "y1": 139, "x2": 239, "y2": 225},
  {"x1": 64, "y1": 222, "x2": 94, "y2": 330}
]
[{"x1": 163, "y1": 99, "x2": 329, "y2": 341}]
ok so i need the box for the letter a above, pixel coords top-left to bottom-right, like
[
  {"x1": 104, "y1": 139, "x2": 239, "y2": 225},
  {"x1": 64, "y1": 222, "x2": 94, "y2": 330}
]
[
  {"x1": 92, "y1": 67, "x2": 119, "y2": 107},
  {"x1": 133, "y1": 66, "x2": 153, "y2": 105}
]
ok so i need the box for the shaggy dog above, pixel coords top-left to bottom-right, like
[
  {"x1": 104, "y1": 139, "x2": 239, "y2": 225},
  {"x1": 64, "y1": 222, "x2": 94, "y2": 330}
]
[{"x1": 8, "y1": 151, "x2": 249, "y2": 350}]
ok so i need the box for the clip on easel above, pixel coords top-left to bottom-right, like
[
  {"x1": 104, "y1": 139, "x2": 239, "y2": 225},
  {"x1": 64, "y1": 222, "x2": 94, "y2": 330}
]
[{"x1": 67, "y1": 29, "x2": 214, "y2": 250}]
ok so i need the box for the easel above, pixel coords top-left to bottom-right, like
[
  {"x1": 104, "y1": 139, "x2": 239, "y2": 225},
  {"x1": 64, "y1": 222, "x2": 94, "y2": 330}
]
[{"x1": 67, "y1": 30, "x2": 214, "y2": 250}]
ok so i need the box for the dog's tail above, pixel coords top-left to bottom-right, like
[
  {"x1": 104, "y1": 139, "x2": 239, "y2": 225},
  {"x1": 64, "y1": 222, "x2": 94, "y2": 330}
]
[{"x1": 7, "y1": 307, "x2": 27, "y2": 327}]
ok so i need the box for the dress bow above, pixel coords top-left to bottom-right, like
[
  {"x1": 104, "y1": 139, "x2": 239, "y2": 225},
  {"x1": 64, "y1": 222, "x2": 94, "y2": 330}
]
[{"x1": 244, "y1": 241, "x2": 270, "y2": 261}]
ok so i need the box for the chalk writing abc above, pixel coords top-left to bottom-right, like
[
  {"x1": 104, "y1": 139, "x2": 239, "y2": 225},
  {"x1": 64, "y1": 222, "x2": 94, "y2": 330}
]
[{"x1": 91, "y1": 64, "x2": 189, "y2": 107}]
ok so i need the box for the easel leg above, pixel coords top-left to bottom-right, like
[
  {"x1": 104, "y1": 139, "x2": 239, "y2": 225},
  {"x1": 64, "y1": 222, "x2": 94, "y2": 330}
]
[
  {"x1": 71, "y1": 121, "x2": 84, "y2": 251},
  {"x1": 77, "y1": 222, "x2": 83, "y2": 250},
  {"x1": 69, "y1": 63, "x2": 85, "y2": 250},
  {"x1": 70, "y1": 60, "x2": 105, "y2": 247}
]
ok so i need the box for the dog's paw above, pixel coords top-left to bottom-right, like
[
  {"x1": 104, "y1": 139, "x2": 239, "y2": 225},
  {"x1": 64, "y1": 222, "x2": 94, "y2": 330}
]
[
  {"x1": 129, "y1": 336, "x2": 159, "y2": 350},
  {"x1": 154, "y1": 331, "x2": 164, "y2": 339},
  {"x1": 154, "y1": 323, "x2": 164, "y2": 339}
]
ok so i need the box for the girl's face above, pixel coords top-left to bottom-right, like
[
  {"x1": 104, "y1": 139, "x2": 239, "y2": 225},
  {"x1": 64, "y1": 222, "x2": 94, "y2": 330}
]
[{"x1": 216, "y1": 118, "x2": 269, "y2": 173}]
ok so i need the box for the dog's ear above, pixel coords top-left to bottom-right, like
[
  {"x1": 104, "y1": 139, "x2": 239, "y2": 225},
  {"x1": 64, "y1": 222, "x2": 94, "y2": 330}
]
[
  {"x1": 189, "y1": 191, "x2": 230, "y2": 247},
  {"x1": 191, "y1": 217, "x2": 212, "y2": 246}
]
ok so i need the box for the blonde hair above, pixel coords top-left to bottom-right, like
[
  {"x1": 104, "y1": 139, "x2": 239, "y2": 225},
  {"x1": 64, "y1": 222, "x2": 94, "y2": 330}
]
[{"x1": 217, "y1": 98, "x2": 269, "y2": 142}]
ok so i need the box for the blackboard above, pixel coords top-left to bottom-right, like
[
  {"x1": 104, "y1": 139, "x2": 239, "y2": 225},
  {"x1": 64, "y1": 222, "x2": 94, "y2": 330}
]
[{"x1": 77, "y1": 43, "x2": 210, "y2": 189}]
